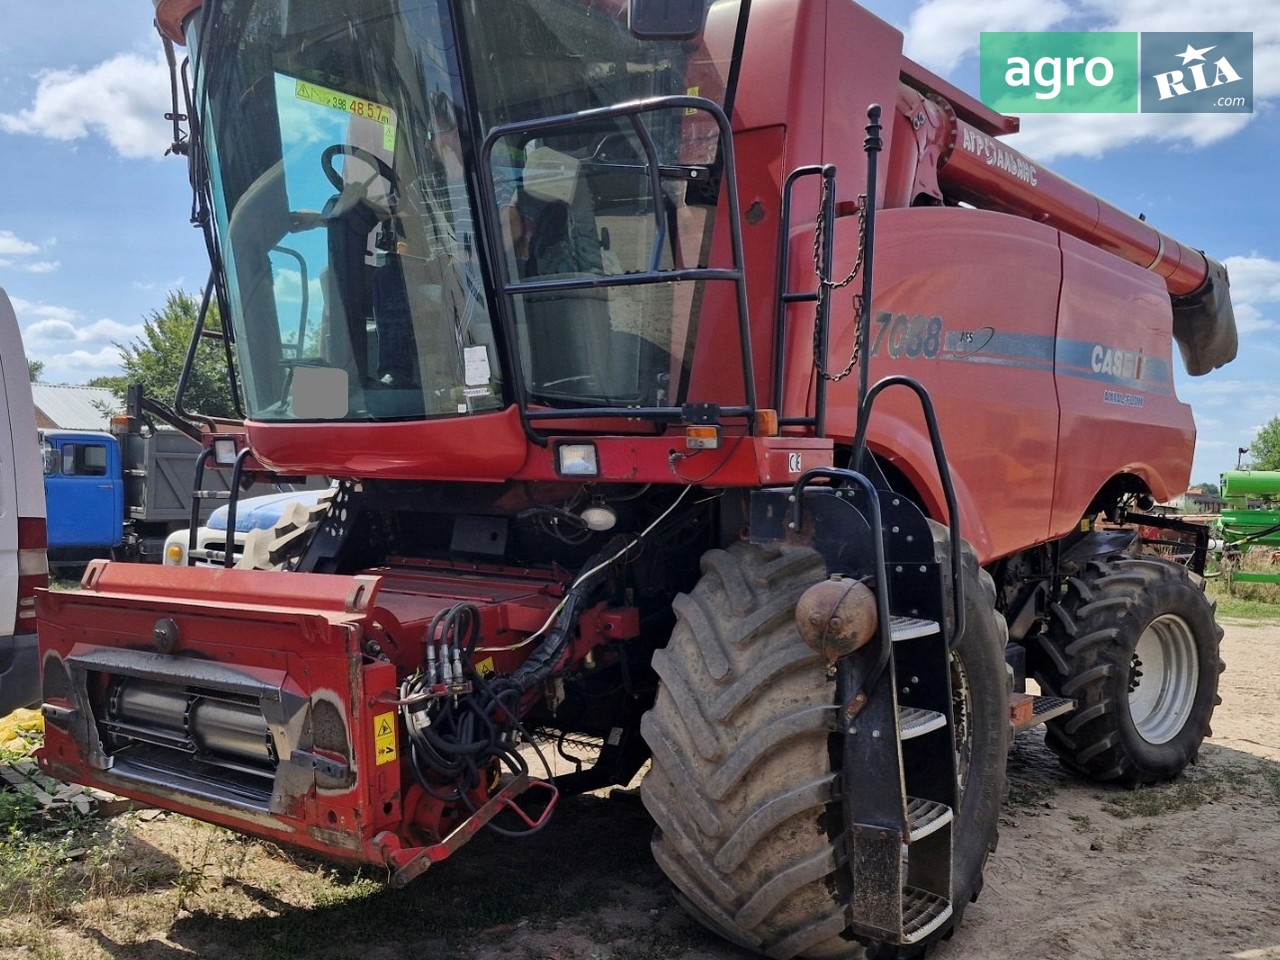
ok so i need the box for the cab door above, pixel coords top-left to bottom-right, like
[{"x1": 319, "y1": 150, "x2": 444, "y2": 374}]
[{"x1": 44, "y1": 436, "x2": 123, "y2": 550}]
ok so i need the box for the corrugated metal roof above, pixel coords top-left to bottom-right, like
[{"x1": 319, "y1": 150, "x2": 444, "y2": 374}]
[{"x1": 31, "y1": 383, "x2": 119, "y2": 431}]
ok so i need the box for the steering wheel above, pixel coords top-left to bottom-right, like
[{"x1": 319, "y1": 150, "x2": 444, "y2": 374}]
[{"x1": 320, "y1": 144, "x2": 400, "y2": 214}]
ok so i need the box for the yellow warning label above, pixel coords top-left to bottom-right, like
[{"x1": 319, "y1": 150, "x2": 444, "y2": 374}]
[
  {"x1": 474, "y1": 657, "x2": 496, "y2": 678},
  {"x1": 294, "y1": 80, "x2": 397, "y2": 150},
  {"x1": 685, "y1": 85, "x2": 700, "y2": 116},
  {"x1": 374, "y1": 712, "x2": 397, "y2": 766}
]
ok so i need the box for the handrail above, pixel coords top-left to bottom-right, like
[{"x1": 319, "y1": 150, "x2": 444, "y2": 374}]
[
  {"x1": 477, "y1": 95, "x2": 756, "y2": 440},
  {"x1": 852, "y1": 375, "x2": 965, "y2": 645}
]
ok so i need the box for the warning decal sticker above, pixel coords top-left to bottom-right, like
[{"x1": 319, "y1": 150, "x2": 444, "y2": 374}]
[{"x1": 374, "y1": 712, "x2": 397, "y2": 766}]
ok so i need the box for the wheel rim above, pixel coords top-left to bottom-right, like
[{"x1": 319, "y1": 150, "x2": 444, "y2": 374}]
[{"x1": 1128, "y1": 614, "x2": 1199, "y2": 744}]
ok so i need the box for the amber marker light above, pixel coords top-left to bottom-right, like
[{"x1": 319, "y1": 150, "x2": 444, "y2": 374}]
[{"x1": 685, "y1": 425, "x2": 721, "y2": 450}]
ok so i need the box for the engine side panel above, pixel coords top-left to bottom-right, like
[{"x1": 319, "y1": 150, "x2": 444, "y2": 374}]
[
  {"x1": 816, "y1": 206, "x2": 1064, "y2": 563},
  {"x1": 1051, "y1": 232, "x2": 1194, "y2": 531}
]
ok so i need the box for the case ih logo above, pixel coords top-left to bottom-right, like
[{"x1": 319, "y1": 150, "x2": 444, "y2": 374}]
[{"x1": 1141, "y1": 33, "x2": 1253, "y2": 113}]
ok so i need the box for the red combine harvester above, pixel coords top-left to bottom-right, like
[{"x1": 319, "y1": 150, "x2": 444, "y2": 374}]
[{"x1": 37, "y1": 1, "x2": 1235, "y2": 956}]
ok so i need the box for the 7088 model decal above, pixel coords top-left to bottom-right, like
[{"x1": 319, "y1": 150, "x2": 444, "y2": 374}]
[{"x1": 869, "y1": 311, "x2": 945, "y2": 359}]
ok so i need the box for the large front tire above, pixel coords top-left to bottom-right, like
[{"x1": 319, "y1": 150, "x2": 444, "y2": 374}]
[
  {"x1": 1035, "y1": 556, "x2": 1224, "y2": 785},
  {"x1": 641, "y1": 540, "x2": 1007, "y2": 959}
]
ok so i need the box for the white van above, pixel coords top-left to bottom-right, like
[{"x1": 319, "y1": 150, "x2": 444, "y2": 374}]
[{"x1": 0, "y1": 288, "x2": 49, "y2": 717}]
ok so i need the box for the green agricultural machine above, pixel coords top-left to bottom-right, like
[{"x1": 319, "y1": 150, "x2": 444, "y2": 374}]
[{"x1": 1216, "y1": 471, "x2": 1280, "y2": 589}]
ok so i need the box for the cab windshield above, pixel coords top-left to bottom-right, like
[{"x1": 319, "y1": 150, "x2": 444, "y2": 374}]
[{"x1": 192, "y1": 0, "x2": 742, "y2": 421}]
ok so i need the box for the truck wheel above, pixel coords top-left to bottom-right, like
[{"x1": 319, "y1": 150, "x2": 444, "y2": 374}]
[
  {"x1": 1036, "y1": 557, "x2": 1224, "y2": 785},
  {"x1": 641, "y1": 540, "x2": 1007, "y2": 960}
]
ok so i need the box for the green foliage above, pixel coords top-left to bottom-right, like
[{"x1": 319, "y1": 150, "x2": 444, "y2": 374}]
[
  {"x1": 1248, "y1": 416, "x2": 1280, "y2": 471},
  {"x1": 26, "y1": 359, "x2": 43, "y2": 382},
  {"x1": 98, "y1": 290, "x2": 237, "y2": 419},
  {"x1": 1194, "y1": 481, "x2": 1220, "y2": 496}
]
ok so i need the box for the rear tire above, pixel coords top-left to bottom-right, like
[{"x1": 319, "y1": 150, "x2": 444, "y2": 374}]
[
  {"x1": 1035, "y1": 556, "x2": 1224, "y2": 785},
  {"x1": 641, "y1": 539, "x2": 1007, "y2": 959}
]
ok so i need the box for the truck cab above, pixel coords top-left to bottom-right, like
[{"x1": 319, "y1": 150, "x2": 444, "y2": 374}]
[{"x1": 40, "y1": 430, "x2": 126, "y2": 561}]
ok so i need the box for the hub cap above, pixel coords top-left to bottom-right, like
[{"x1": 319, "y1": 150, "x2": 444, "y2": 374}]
[{"x1": 1128, "y1": 614, "x2": 1198, "y2": 744}]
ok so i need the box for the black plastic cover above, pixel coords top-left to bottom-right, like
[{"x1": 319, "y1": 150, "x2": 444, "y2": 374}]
[
  {"x1": 1172, "y1": 256, "x2": 1238, "y2": 376},
  {"x1": 628, "y1": 0, "x2": 707, "y2": 39}
]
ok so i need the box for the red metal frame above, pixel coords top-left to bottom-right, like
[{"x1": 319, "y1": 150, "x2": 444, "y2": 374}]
[{"x1": 37, "y1": 556, "x2": 625, "y2": 866}]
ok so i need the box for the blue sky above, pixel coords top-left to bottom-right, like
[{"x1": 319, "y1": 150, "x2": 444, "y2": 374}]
[{"x1": 0, "y1": 0, "x2": 1276, "y2": 484}]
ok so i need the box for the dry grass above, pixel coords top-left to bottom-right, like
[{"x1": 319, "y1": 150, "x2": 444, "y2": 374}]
[{"x1": 1212, "y1": 545, "x2": 1280, "y2": 605}]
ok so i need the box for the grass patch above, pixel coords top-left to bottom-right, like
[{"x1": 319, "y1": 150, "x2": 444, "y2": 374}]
[
  {"x1": 1262, "y1": 768, "x2": 1280, "y2": 804},
  {"x1": 1, "y1": 729, "x2": 142, "y2": 921},
  {"x1": 1101, "y1": 778, "x2": 1216, "y2": 819},
  {"x1": 1208, "y1": 546, "x2": 1280, "y2": 607},
  {"x1": 1209, "y1": 592, "x2": 1280, "y2": 621},
  {"x1": 1005, "y1": 775, "x2": 1057, "y2": 808},
  {"x1": 1067, "y1": 813, "x2": 1092, "y2": 833},
  {"x1": 1100, "y1": 765, "x2": 1252, "y2": 820}
]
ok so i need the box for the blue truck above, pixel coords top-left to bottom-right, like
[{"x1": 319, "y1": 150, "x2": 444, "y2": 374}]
[{"x1": 39, "y1": 425, "x2": 231, "y2": 568}]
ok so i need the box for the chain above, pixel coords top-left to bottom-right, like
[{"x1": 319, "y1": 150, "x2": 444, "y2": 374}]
[{"x1": 810, "y1": 176, "x2": 867, "y2": 382}]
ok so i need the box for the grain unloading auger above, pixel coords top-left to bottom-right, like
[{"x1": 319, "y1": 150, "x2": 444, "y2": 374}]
[
  {"x1": 38, "y1": 2, "x2": 1233, "y2": 957},
  {"x1": 894, "y1": 69, "x2": 1235, "y2": 376}
]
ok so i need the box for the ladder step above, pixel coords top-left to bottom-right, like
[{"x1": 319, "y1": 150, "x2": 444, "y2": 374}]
[
  {"x1": 1010, "y1": 694, "x2": 1075, "y2": 733},
  {"x1": 898, "y1": 706, "x2": 947, "y2": 740},
  {"x1": 890, "y1": 616, "x2": 940, "y2": 641},
  {"x1": 1032, "y1": 695, "x2": 1075, "y2": 725},
  {"x1": 901, "y1": 887, "x2": 953, "y2": 944},
  {"x1": 905, "y1": 797, "x2": 953, "y2": 842}
]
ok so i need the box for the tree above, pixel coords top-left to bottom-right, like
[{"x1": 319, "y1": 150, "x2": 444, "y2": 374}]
[
  {"x1": 1248, "y1": 417, "x2": 1280, "y2": 472},
  {"x1": 27, "y1": 358, "x2": 43, "y2": 382},
  {"x1": 98, "y1": 290, "x2": 238, "y2": 419},
  {"x1": 1193, "y1": 481, "x2": 1220, "y2": 496}
]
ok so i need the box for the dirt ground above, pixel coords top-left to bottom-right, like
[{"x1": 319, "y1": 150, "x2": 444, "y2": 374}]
[{"x1": 2, "y1": 618, "x2": 1278, "y2": 960}]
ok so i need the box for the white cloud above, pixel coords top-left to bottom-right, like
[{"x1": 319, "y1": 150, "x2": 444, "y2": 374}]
[
  {"x1": 25, "y1": 316, "x2": 143, "y2": 345},
  {"x1": 0, "y1": 258, "x2": 60, "y2": 274},
  {"x1": 1233, "y1": 303, "x2": 1276, "y2": 336},
  {"x1": 9, "y1": 297, "x2": 144, "y2": 384},
  {"x1": 0, "y1": 231, "x2": 41, "y2": 256},
  {"x1": 9, "y1": 297, "x2": 78, "y2": 325},
  {"x1": 903, "y1": 0, "x2": 1072, "y2": 73},
  {"x1": 25, "y1": 318, "x2": 79, "y2": 341},
  {"x1": 1222, "y1": 254, "x2": 1280, "y2": 305},
  {"x1": 1008, "y1": 110, "x2": 1254, "y2": 160},
  {"x1": 0, "y1": 230, "x2": 59, "y2": 275},
  {"x1": 36, "y1": 346, "x2": 129, "y2": 386},
  {"x1": 0, "y1": 52, "x2": 173, "y2": 160}
]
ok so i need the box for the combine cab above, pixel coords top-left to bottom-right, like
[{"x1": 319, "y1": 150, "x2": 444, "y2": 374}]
[{"x1": 38, "y1": 1, "x2": 1234, "y2": 956}]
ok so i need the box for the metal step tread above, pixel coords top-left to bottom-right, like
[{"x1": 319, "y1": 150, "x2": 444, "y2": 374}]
[
  {"x1": 890, "y1": 616, "x2": 940, "y2": 642},
  {"x1": 906, "y1": 796, "x2": 954, "y2": 843},
  {"x1": 1031, "y1": 695, "x2": 1075, "y2": 723},
  {"x1": 898, "y1": 705, "x2": 947, "y2": 740},
  {"x1": 902, "y1": 886, "x2": 953, "y2": 944}
]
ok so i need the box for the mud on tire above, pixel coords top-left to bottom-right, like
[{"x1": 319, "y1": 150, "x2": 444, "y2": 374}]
[
  {"x1": 1035, "y1": 556, "x2": 1224, "y2": 786},
  {"x1": 640, "y1": 540, "x2": 1008, "y2": 960}
]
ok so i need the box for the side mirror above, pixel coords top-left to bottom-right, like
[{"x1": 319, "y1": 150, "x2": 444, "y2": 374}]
[{"x1": 628, "y1": 0, "x2": 707, "y2": 40}]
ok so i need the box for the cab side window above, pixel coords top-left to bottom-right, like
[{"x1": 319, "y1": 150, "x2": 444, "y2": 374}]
[{"x1": 60, "y1": 444, "x2": 108, "y2": 477}]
